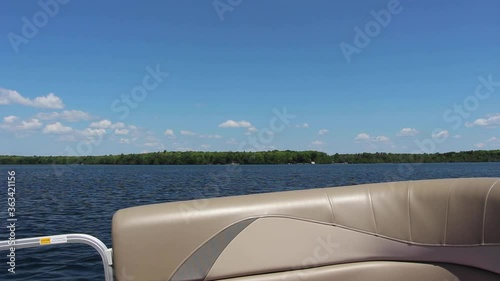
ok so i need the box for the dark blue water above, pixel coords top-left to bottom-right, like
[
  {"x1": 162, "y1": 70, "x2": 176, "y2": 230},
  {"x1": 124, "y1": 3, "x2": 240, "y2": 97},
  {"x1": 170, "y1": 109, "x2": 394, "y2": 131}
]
[{"x1": 0, "y1": 163, "x2": 499, "y2": 280}]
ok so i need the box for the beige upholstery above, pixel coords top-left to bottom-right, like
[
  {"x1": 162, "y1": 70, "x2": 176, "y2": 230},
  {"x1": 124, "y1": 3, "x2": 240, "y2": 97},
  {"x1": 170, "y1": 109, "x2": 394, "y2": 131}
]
[
  {"x1": 112, "y1": 178, "x2": 500, "y2": 281},
  {"x1": 218, "y1": 262, "x2": 500, "y2": 281}
]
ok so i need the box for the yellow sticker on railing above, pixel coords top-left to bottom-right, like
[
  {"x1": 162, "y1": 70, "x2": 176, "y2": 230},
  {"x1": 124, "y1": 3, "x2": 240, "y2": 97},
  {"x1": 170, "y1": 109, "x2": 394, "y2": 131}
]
[
  {"x1": 40, "y1": 237, "x2": 51, "y2": 245},
  {"x1": 39, "y1": 235, "x2": 68, "y2": 245}
]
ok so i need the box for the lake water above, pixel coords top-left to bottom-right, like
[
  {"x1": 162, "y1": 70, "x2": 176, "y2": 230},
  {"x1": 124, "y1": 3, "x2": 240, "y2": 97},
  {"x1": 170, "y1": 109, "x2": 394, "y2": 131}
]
[{"x1": 0, "y1": 163, "x2": 499, "y2": 280}]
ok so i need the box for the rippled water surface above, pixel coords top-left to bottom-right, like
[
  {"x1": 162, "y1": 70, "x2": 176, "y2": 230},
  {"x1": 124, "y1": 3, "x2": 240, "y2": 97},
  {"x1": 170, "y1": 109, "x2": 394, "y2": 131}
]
[{"x1": 0, "y1": 163, "x2": 499, "y2": 280}]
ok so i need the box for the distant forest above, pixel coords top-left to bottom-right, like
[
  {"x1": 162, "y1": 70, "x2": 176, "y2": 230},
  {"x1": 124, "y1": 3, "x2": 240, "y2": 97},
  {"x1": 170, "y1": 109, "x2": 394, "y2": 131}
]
[{"x1": 1, "y1": 150, "x2": 500, "y2": 165}]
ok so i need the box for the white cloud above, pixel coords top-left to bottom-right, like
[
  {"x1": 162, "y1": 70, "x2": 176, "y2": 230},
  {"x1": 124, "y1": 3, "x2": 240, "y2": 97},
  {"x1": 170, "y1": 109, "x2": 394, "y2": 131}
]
[
  {"x1": 318, "y1": 129, "x2": 329, "y2": 136},
  {"x1": 375, "y1": 136, "x2": 390, "y2": 142},
  {"x1": 164, "y1": 129, "x2": 175, "y2": 137},
  {"x1": 180, "y1": 130, "x2": 197, "y2": 136},
  {"x1": 296, "y1": 123, "x2": 309, "y2": 128},
  {"x1": 41, "y1": 127, "x2": 106, "y2": 143},
  {"x1": 127, "y1": 125, "x2": 141, "y2": 141},
  {"x1": 36, "y1": 112, "x2": 61, "y2": 120},
  {"x1": 0, "y1": 116, "x2": 42, "y2": 133},
  {"x1": 475, "y1": 143, "x2": 486, "y2": 148},
  {"x1": 77, "y1": 128, "x2": 106, "y2": 143},
  {"x1": 31, "y1": 94, "x2": 64, "y2": 109},
  {"x1": 143, "y1": 134, "x2": 165, "y2": 149},
  {"x1": 81, "y1": 128, "x2": 106, "y2": 138},
  {"x1": 0, "y1": 89, "x2": 29, "y2": 105},
  {"x1": 43, "y1": 122, "x2": 73, "y2": 134},
  {"x1": 475, "y1": 137, "x2": 500, "y2": 149},
  {"x1": 219, "y1": 120, "x2": 252, "y2": 128},
  {"x1": 431, "y1": 130, "x2": 449, "y2": 139},
  {"x1": 200, "y1": 144, "x2": 211, "y2": 149},
  {"x1": 114, "y1": 129, "x2": 129, "y2": 135},
  {"x1": 21, "y1": 119, "x2": 43, "y2": 130},
  {"x1": 355, "y1": 133, "x2": 391, "y2": 143},
  {"x1": 88, "y1": 120, "x2": 125, "y2": 134},
  {"x1": 247, "y1": 126, "x2": 258, "y2": 133},
  {"x1": 90, "y1": 119, "x2": 113, "y2": 129},
  {"x1": 465, "y1": 113, "x2": 500, "y2": 128},
  {"x1": 119, "y1": 138, "x2": 131, "y2": 144},
  {"x1": 37, "y1": 110, "x2": 93, "y2": 122},
  {"x1": 226, "y1": 138, "x2": 239, "y2": 145},
  {"x1": 311, "y1": 140, "x2": 325, "y2": 146},
  {"x1": 0, "y1": 88, "x2": 64, "y2": 109},
  {"x1": 453, "y1": 134, "x2": 462, "y2": 139},
  {"x1": 4, "y1": 115, "x2": 19, "y2": 123},
  {"x1": 111, "y1": 122, "x2": 125, "y2": 129},
  {"x1": 355, "y1": 133, "x2": 371, "y2": 141},
  {"x1": 397, "y1": 128, "x2": 419, "y2": 137}
]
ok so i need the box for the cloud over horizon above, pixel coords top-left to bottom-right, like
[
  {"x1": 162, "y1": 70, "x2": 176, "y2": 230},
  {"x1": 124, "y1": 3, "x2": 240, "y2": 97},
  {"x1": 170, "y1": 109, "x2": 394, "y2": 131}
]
[
  {"x1": 355, "y1": 133, "x2": 391, "y2": 143},
  {"x1": 37, "y1": 110, "x2": 94, "y2": 122},
  {"x1": 397, "y1": 128, "x2": 419, "y2": 137},
  {"x1": 0, "y1": 88, "x2": 64, "y2": 109},
  {"x1": 218, "y1": 120, "x2": 252, "y2": 128},
  {"x1": 465, "y1": 113, "x2": 500, "y2": 128}
]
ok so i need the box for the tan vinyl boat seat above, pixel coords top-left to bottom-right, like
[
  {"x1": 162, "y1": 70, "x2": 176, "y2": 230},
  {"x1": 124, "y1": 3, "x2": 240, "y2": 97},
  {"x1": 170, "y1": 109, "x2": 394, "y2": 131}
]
[{"x1": 112, "y1": 178, "x2": 500, "y2": 281}]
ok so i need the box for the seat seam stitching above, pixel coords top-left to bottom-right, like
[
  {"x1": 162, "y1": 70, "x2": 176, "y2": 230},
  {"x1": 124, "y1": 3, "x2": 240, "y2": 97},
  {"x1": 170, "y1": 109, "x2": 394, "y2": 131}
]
[
  {"x1": 482, "y1": 178, "x2": 500, "y2": 244},
  {"x1": 368, "y1": 186, "x2": 378, "y2": 234},
  {"x1": 408, "y1": 181, "x2": 413, "y2": 243},
  {"x1": 324, "y1": 191, "x2": 336, "y2": 223},
  {"x1": 444, "y1": 185, "x2": 453, "y2": 245}
]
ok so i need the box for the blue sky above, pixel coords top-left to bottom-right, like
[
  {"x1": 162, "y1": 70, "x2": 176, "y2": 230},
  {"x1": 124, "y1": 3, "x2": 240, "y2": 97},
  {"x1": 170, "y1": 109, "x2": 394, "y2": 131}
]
[{"x1": 1, "y1": 0, "x2": 499, "y2": 156}]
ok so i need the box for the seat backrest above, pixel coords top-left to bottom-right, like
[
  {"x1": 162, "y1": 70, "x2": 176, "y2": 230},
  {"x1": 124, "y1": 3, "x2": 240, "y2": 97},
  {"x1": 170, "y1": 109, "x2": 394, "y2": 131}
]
[{"x1": 112, "y1": 178, "x2": 500, "y2": 281}]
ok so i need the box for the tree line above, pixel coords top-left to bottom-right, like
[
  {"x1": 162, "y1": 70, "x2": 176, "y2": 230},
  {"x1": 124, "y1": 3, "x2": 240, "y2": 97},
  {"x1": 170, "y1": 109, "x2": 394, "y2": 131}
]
[{"x1": 0, "y1": 149, "x2": 499, "y2": 165}]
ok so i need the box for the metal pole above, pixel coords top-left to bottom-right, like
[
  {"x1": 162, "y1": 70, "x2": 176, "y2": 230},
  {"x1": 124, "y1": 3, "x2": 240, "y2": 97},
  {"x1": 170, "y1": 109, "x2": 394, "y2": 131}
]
[{"x1": 0, "y1": 233, "x2": 114, "y2": 281}]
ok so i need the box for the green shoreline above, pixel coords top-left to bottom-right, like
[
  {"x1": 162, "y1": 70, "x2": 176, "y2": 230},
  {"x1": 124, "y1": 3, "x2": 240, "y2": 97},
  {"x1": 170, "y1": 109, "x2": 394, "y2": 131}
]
[{"x1": 1, "y1": 150, "x2": 500, "y2": 165}]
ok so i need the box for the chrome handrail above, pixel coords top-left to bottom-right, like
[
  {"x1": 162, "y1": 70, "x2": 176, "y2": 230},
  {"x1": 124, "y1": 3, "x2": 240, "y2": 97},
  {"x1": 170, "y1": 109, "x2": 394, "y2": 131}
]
[{"x1": 0, "y1": 233, "x2": 113, "y2": 281}]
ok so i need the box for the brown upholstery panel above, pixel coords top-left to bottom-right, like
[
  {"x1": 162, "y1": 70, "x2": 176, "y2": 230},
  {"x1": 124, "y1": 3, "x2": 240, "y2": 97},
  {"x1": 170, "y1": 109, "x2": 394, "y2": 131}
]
[
  {"x1": 484, "y1": 181, "x2": 500, "y2": 243},
  {"x1": 216, "y1": 262, "x2": 500, "y2": 281},
  {"x1": 406, "y1": 180, "x2": 451, "y2": 244},
  {"x1": 111, "y1": 178, "x2": 500, "y2": 281},
  {"x1": 325, "y1": 178, "x2": 500, "y2": 245},
  {"x1": 206, "y1": 217, "x2": 500, "y2": 280},
  {"x1": 112, "y1": 188, "x2": 333, "y2": 281},
  {"x1": 322, "y1": 185, "x2": 377, "y2": 233}
]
